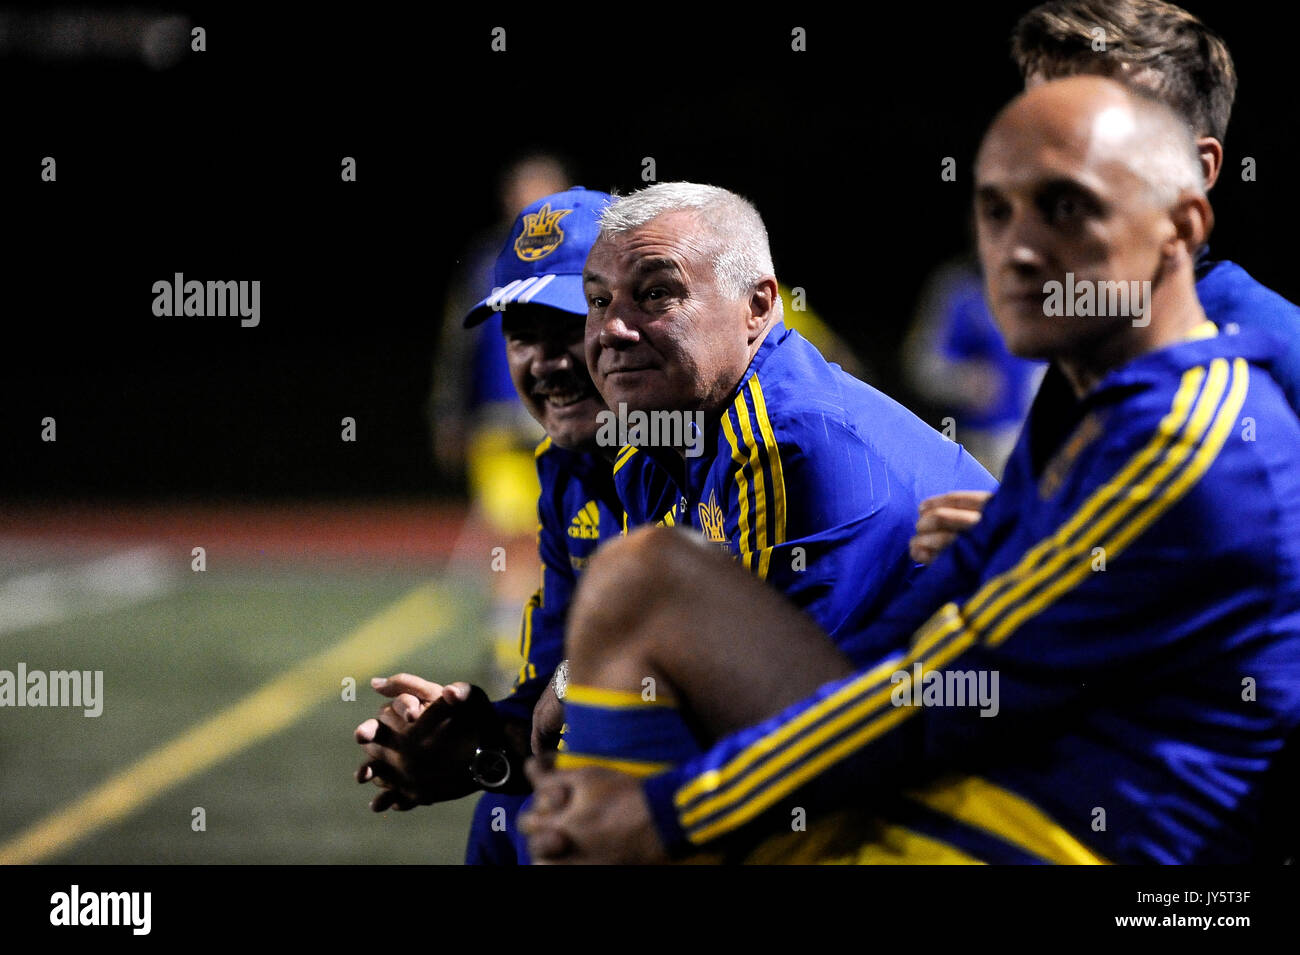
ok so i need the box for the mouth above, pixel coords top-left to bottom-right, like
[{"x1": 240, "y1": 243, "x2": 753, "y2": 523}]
[
  {"x1": 1004, "y1": 290, "x2": 1049, "y2": 311},
  {"x1": 535, "y1": 380, "x2": 600, "y2": 410},
  {"x1": 603, "y1": 365, "x2": 656, "y2": 378}
]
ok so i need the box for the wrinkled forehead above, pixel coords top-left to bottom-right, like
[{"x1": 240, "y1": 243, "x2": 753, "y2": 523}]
[{"x1": 587, "y1": 210, "x2": 715, "y2": 278}]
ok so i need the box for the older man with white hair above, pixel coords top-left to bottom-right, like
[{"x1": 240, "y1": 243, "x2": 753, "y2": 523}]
[
  {"x1": 522, "y1": 182, "x2": 997, "y2": 777},
  {"x1": 583, "y1": 182, "x2": 994, "y2": 647}
]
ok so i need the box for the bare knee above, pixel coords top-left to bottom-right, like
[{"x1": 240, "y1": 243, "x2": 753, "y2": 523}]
[{"x1": 567, "y1": 526, "x2": 680, "y2": 667}]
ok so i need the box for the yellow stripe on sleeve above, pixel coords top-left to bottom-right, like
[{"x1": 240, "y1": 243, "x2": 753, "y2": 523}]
[
  {"x1": 564, "y1": 684, "x2": 676, "y2": 708},
  {"x1": 986, "y1": 358, "x2": 1245, "y2": 648},
  {"x1": 961, "y1": 364, "x2": 1207, "y2": 631},
  {"x1": 672, "y1": 648, "x2": 911, "y2": 807},
  {"x1": 721, "y1": 409, "x2": 753, "y2": 569},
  {"x1": 516, "y1": 570, "x2": 544, "y2": 687},
  {"x1": 735, "y1": 392, "x2": 770, "y2": 573},
  {"x1": 682, "y1": 625, "x2": 977, "y2": 837},
  {"x1": 554, "y1": 752, "x2": 672, "y2": 777},
  {"x1": 748, "y1": 376, "x2": 787, "y2": 550},
  {"x1": 612, "y1": 445, "x2": 639, "y2": 476}
]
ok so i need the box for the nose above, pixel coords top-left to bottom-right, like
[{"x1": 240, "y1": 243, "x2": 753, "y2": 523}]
[
  {"x1": 598, "y1": 318, "x2": 639, "y2": 349},
  {"x1": 992, "y1": 206, "x2": 1049, "y2": 283},
  {"x1": 595, "y1": 297, "x2": 641, "y2": 350},
  {"x1": 1008, "y1": 240, "x2": 1043, "y2": 272},
  {"x1": 531, "y1": 342, "x2": 575, "y2": 380}
]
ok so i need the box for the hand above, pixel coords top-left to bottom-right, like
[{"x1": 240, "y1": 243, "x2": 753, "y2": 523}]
[
  {"x1": 531, "y1": 675, "x2": 566, "y2": 756},
  {"x1": 909, "y1": 490, "x2": 992, "y2": 564},
  {"x1": 518, "y1": 759, "x2": 669, "y2": 864},
  {"x1": 354, "y1": 675, "x2": 485, "y2": 811}
]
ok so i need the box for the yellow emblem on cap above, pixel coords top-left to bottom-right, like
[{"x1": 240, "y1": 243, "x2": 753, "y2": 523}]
[{"x1": 514, "y1": 203, "x2": 572, "y2": 262}]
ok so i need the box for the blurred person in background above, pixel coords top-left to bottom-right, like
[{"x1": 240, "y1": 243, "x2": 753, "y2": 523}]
[
  {"x1": 904, "y1": 254, "x2": 1044, "y2": 477},
  {"x1": 360, "y1": 189, "x2": 625, "y2": 866},
  {"x1": 430, "y1": 154, "x2": 572, "y2": 687}
]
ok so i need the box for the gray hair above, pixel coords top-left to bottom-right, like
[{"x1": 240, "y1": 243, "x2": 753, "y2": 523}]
[
  {"x1": 1108, "y1": 87, "x2": 1206, "y2": 208},
  {"x1": 598, "y1": 182, "x2": 780, "y2": 309}
]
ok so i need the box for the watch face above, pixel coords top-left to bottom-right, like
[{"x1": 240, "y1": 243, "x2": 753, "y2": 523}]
[{"x1": 470, "y1": 748, "x2": 511, "y2": 789}]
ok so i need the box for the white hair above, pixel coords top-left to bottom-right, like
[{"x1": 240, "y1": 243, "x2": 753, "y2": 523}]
[
  {"x1": 598, "y1": 182, "x2": 780, "y2": 309},
  {"x1": 1112, "y1": 92, "x2": 1206, "y2": 208}
]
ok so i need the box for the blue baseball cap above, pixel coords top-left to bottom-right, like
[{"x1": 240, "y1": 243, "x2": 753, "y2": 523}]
[{"x1": 462, "y1": 187, "x2": 612, "y2": 328}]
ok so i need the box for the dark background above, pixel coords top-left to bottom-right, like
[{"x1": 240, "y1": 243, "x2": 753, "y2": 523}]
[{"x1": 2, "y1": 2, "x2": 1293, "y2": 501}]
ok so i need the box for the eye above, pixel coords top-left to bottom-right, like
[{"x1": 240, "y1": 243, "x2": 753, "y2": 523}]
[
  {"x1": 587, "y1": 294, "x2": 609, "y2": 308},
  {"x1": 977, "y1": 195, "x2": 1010, "y2": 225},
  {"x1": 1049, "y1": 194, "x2": 1081, "y2": 224},
  {"x1": 562, "y1": 317, "x2": 586, "y2": 345},
  {"x1": 1040, "y1": 186, "x2": 1099, "y2": 228}
]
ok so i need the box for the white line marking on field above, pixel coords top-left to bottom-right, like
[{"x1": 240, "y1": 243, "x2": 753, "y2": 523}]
[{"x1": 0, "y1": 547, "x2": 178, "y2": 636}]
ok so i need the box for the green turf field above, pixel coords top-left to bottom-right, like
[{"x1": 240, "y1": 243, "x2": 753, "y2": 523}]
[{"x1": 0, "y1": 550, "x2": 502, "y2": 864}]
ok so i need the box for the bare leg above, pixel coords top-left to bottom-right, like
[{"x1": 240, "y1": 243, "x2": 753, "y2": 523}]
[{"x1": 565, "y1": 525, "x2": 854, "y2": 743}]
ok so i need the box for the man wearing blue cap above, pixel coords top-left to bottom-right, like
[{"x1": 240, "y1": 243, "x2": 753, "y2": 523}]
[{"x1": 354, "y1": 188, "x2": 643, "y2": 864}]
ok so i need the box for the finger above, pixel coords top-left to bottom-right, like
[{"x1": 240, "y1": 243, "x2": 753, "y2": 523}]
[
  {"x1": 923, "y1": 506, "x2": 985, "y2": 532},
  {"x1": 915, "y1": 508, "x2": 982, "y2": 535},
  {"x1": 377, "y1": 705, "x2": 410, "y2": 739},
  {"x1": 391, "y1": 693, "x2": 425, "y2": 723},
  {"x1": 918, "y1": 490, "x2": 993, "y2": 513},
  {"x1": 366, "y1": 755, "x2": 407, "y2": 786},
  {"x1": 362, "y1": 714, "x2": 401, "y2": 749},
  {"x1": 913, "y1": 531, "x2": 957, "y2": 552},
  {"x1": 441, "y1": 682, "x2": 472, "y2": 704},
  {"x1": 355, "y1": 717, "x2": 380, "y2": 744},
  {"x1": 909, "y1": 530, "x2": 951, "y2": 561},
  {"x1": 918, "y1": 490, "x2": 994, "y2": 512},
  {"x1": 358, "y1": 753, "x2": 404, "y2": 789},
  {"x1": 525, "y1": 825, "x2": 574, "y2": 862},
  {"x1": 360, "y1": 740, "x2": 405, "y2": 773},
  {"x1": 370, "y1": 788, "x2": 415, "y2": 813},
  {"x1": 372, "y1": 673, "x2": 443, "y2": 701},
  {"x1": 524, "y1": 759, "x2": 572, "y2": 813},
  {"x1": 912, "y1": 512, "x2": 945, "y2": 535},
  {"x1": 909, "y1": 537, "x2": 938, "y2": 565},
  {"x1": 523, "y1": 754, "x2": 557, "y2": 788}
]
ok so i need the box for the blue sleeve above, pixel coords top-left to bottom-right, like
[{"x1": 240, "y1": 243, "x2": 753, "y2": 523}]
[
  {"x1": 1198, "y1": 262, "x2": 1300, "y2": 419},
  {"x1": 643, "y1": 365, "x2": 1263, "y2": 853},
  {"x1": 723, "y1": 396, "x2": 994, "y2": 652},
  {"x1": 493, "y1": 467, "x2": 574, "y2": 724},
  {"x1": 837, "y1": 470, "x2": 1013, "y2": 664}
]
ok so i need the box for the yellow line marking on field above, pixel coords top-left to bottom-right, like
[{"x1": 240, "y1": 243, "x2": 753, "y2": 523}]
[{"x1": 0, "y1": 581, "x2": 462, "y2": 865}]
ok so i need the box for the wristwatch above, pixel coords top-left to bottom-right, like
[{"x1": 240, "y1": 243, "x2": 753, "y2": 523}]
[
  {"x1": 469, "y1": 746, "x2": 514, "y2": 790},
  {"x1": 462, "y1": 685, "x2": 527, "y2": 793},
  {"x1": 552, "y1": 659, "x2": 570, "y2": 702}
]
